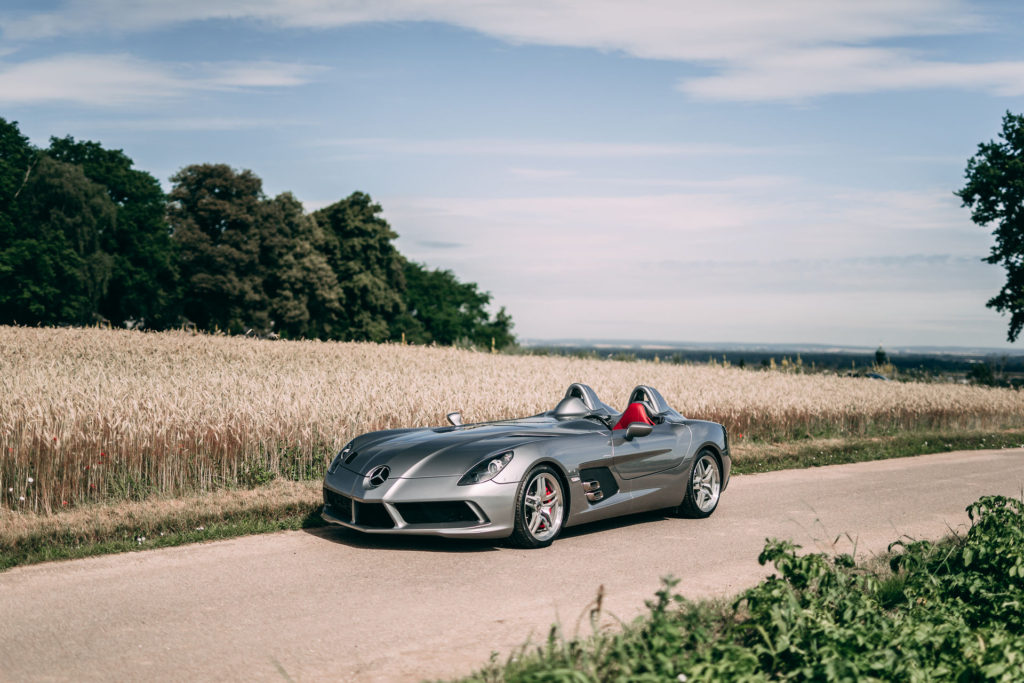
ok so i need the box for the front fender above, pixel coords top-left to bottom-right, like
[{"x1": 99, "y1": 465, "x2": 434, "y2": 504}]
[{"x1": 492, "y1": 432, "x2": 608, "y2": 484}]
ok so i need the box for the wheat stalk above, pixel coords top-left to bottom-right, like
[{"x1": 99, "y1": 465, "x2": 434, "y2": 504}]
[{"x1": 2, "y1": 326, "x2": 1022, "y2": 513}]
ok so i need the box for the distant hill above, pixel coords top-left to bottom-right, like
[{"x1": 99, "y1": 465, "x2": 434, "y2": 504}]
[
  {"x1": 521, "y1": 338, "x2": 1024, "y2": 356},
  {"x1": 519, "y1": 338, "x2": 1024, "y2": 375}
]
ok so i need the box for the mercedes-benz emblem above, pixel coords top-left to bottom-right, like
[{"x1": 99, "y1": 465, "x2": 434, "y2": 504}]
[{"x1": 365, "y1": 465, "x2": 391, "y2": 488}]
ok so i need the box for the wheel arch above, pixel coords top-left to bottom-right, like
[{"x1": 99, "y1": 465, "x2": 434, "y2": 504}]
[
  {"x1": 508, "y1": 458, "x2": 573, "y2": 548},
  {"x1": 530, "y1": 458, "x2": 573, "y2": 523},
  {"x1": 693, "y1": 441, "x2": 723, "y2": 467}
]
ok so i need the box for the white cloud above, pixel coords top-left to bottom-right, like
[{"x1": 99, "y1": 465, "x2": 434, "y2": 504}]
[
  {"x1": 508, "y1": 168, "x2": 576, "y2": 180},
  {"x1": 0, "y1": 1, "x2": 976, "y2": 56},
  {"x1": 0, "y1": 54, "x2": 184, "y2": 105},
  {"x1": 388, "y1": 186, "x2": 973, "y2": 264},
  {"x1": 3, "y1": 1, "x2": 1019, "y2": 101},
  {"x1": 0, "y1": 53, "x2": 321, "y2": 105},
  {"x1": 593, "y1": 175, "x2": 800, "y2": 191},
  {"x1": 203, "y1": 60, "x2": 318, "y2": 88},
  {"x1": 325, "y1": 137, "x2": 781, "y2": 158},
  {"x1": 381, "y1": 183, "x2": 997, "y2": 343},
  {"x1": 679, "y1": 47, "x2": 1024, "y2": 101},
  {"x1": 76, "y1": 116, "x2": 308, "y2": 131}
]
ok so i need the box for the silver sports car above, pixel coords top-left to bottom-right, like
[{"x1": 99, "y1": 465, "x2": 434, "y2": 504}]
[{"x1": 321, "y1": 383, "x2": 731, "y2": 548}]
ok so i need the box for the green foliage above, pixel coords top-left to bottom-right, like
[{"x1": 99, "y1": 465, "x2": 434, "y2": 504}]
[
  {"x1": 1, "y1": 156, "x2": 115, "y2": 323},
  {"x1": 313, "y1": 192, "x2": 406, "y2": 341},
  {"x1": 470, "y1": 495, "x2": 1024, "y2": 682},
  {"x1": 969, "y1": 360, "x2": 998, "y2": 386},
  {"x1": 238, "y1": 460, "x2": 277, "y2": 488},
  {"x1": 397, "y1": 261, "x2": 515, "y2": 349},
  {"x1": 0, "y1": 118, "x2": 36, "y2": 237},
  {"x1": 958, "y1": 111, "x2": 1024, "y2": 342},
  {"x1": 0, "y1": 122, "x2": 100, "y2": 325},
  {"x1": 1, "y1": 124, "x2": 177, "y2": 327},
  {"x1": 732, "y1": 430, "x2": 1024, "y2": 475},
  {"x1": 0, "y1": 118, "x2": 514, "y2": 346},
  {"x1": 103, "y1": 468, "x2": 154, "y2": 502},
  {"x1": 47, "y1": 136, "x2": 177, "y2": 327},
  {"x1": 169, "y1": 163, "x2": 267, "y2": 333},
  {"x1": 0, "y1": 500, "x2": 325, "y2": 572},
  {"x1": 258, "y1": 192, "x2": 343, "y2": 339}
]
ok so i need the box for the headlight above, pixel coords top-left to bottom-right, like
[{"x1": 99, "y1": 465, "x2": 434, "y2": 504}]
[
  {"x1": 328, "y1": 441, "x2": 354, "y2": 475},
  {"x1": 458, "y1": 451, "x2": 513, "y2": 486}
]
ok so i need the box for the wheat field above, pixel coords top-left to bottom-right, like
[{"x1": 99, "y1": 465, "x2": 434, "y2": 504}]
[{"x1": 3, "y1": 325, "x2": 1023, "y2": 513}]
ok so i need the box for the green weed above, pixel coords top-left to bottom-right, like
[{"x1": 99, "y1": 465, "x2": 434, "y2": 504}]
[
  {"x1": 732, "y1": 429, "x2": 1024, "y2": 474},
  {"x1": 467, "y1": 495, "x2": 1024, "y2": 681}
]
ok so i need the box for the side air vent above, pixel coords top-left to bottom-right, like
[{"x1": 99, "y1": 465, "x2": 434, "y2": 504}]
[{"x1": 579, "y1": 466, "x2": 619, "y2": 504}]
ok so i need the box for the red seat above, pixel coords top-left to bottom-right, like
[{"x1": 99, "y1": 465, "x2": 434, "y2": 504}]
[{"x1": 613, "y1": 402, "x2": 655, "y2": 430}]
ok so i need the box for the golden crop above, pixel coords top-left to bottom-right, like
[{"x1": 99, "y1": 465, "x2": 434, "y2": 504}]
[{"x1": 2, "y1": 326, "x2": 1022, "y2": 513}]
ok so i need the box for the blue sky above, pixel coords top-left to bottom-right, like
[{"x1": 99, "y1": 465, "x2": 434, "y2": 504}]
[{"x1": 2, "y1": 1, "x2": 1024, "y2": 347}]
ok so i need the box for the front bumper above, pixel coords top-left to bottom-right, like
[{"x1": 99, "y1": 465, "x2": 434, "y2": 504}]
[{"x1": 321, "y1": 470, "x2": 518, "y2": 539}]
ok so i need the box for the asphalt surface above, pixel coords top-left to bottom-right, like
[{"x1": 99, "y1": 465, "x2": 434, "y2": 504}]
[{"x1": 2, "y1": 448, "x2": 1023, "y2": 682}]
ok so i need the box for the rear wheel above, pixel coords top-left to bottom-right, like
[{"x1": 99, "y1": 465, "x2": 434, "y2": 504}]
[
  {"x1": 676, "y1": 449, "x2": 722, "y2": 518},
  {"x1": 509, "y1": 465, "x2": 565, "y2": 548}
]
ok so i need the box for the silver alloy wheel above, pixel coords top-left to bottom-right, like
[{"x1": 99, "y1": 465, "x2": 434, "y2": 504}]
[
  {"x1": 691, "y1": 454, "x2": 721, "y2": 513},
  {"x1": 523, "y1": 472, "x2": 563, "y2": 541}
]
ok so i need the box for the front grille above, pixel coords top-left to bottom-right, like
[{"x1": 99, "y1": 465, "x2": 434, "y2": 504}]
[
  {"x1": 395, "y1": 501, "x2": 480, "y2": 525},
  {"x1": 355, "y1": 501, "x2": 395, "y2": 528},
  {"x1": 323, "y1": 488, "x2": 396, "y2": 529}
]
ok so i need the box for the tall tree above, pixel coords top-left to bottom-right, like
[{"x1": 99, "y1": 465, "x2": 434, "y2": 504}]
[
  {"x1": 47, "y1": 136, "x2": 176, "y2": 327},
  {"x1": 479, "y1": 305, "x2": 515, "y2": 350},
  {"x1": 258, "y1": 192, "x2": 342, "y2": 338},
  {"x1": 0, "y1": 118, "x2": 36, "y2": 239},
  {"x1": 0, "y1": 119, "x2": 38, "y2": 319},
  {"x1": 0, "y1": 155, "x2": 115, "y2": 323},
  {"x1": 1, "y1": 117, "x2": 517, "y2": 345},
  {"x1": 313, "y1": 192, "x2": 405, "y2": 342},
  {"x1": 957, "y1": 111, "x2": 1024, "y2": 342},
  {"x1": 397, "y1": 261, "x2": 515, "y2": 348},
  {"x1": 169, "y1": 164, "x2": 266, "y2": 333}
]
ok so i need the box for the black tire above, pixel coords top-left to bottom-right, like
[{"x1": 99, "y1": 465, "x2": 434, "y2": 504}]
[
  {"x1": 508, "y1": 465, "x2": 566, "y2": 548},
  {"x1": 676, "y1": 449, "x2": 722, "y2": 519}
]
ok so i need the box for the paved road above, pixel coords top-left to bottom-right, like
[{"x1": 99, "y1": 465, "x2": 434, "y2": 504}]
[{"x1": 2, "y1": 448, "x2": 1023, "y2": 682}]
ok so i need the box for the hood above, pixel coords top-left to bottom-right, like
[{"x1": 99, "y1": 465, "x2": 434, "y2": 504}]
[{"x1": 341, "y1": 418, "x2": 595, "y2": 478}]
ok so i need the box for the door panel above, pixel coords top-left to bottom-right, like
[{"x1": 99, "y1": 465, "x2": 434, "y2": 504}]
[{"x1": 611, "y1": 423, "x2": 691, "y2": 480}]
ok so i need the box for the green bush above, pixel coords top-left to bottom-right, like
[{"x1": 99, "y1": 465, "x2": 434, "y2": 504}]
[{"x1": 471, "y1": 495, "x2": 1024, "y2": 681}]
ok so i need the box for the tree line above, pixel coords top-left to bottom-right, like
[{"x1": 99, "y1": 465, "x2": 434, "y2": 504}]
[{"x1": 0, "y1": 118, "x2": 514, "y2": 347}]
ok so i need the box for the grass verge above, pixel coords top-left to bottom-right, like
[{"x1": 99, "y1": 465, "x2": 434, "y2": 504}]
[
  {"x1": 0, "y1": 480, "x2": 324, "y2": 571},
  {"x1": 2, "y1": 429, "x2": 1023, "y2": 573},
  {"x1": 463, "y1": 495, "x2": 1024, "y2": 681},
  {"x1": 731, "y1": 428, "x2": 1024, "y2": 474}
]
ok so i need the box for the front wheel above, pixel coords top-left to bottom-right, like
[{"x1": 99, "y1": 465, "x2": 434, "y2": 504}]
[
  {"x1": 509, "y1": 465, "x2": 565, "y2": 548},
  {"x1": 676, "y1": 449, "x2": 722, "y2": 518}
]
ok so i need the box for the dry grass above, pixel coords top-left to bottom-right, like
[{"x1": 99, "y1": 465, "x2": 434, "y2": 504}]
[
  {"x1": 0, "y1": 480, "x2": 320, "y2": 550},
  {"x1": 3, "y1": 325, "x2": 1023, "y2": 513},
  {"x1": 0, "y1": 480, "x2": 322, "y2": 569}
]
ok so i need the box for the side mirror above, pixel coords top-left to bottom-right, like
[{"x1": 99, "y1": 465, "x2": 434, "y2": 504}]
[
  {"x1": 625, "y1": 422, "x2": 653, "y2": 439},
  {"x1": 446, "y1": 411, "x2": 464, "y2": 426}
]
